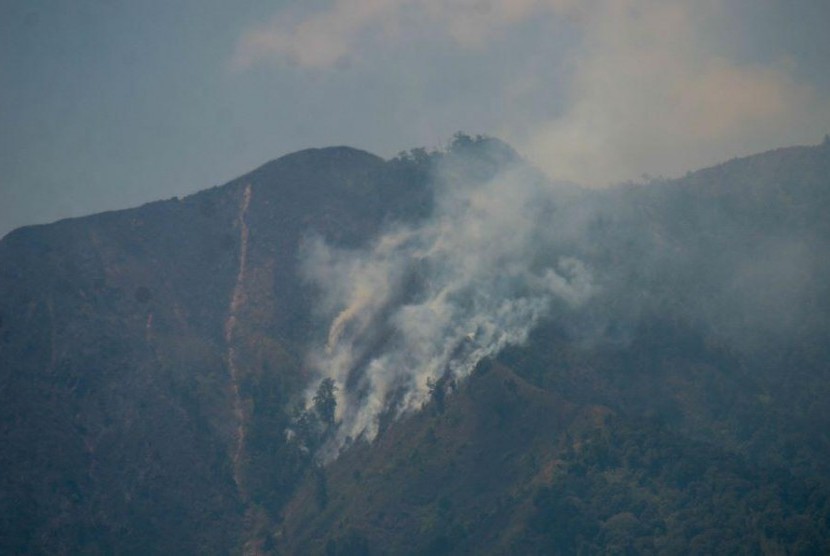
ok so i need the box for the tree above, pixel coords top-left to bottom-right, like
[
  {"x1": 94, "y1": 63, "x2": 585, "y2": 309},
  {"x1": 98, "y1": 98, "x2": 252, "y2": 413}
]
[
  {"x1": 314, "y1": 378, "x2": 338, "y2": 427},
  {"x1": 427, "y1": 374, "x2": 455, "y2": 414}
]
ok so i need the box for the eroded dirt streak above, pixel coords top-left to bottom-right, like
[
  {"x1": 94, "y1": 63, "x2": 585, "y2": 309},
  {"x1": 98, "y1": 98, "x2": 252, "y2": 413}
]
[{"x1": 225, "y1": 184, "x2": 252, "y2": 499}]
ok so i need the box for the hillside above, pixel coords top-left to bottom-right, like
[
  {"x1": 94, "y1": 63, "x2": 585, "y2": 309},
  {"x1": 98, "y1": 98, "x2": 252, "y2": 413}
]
[
  {"x1": 0, "y1": 145, "x2": 429, "y2": 553},
  {"x1": 1, "y1": 136, "x2": 830, "y2": 554}
]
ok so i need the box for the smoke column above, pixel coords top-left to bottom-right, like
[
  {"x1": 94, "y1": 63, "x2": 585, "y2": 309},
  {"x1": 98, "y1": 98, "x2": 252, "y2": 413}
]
[{"x1": 300, "y1": 144, "x2": 593, "y2": 458}]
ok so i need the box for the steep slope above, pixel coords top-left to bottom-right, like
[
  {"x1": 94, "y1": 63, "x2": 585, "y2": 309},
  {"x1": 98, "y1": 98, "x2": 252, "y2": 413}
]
[
  {"x1": 528, "y1": 139, "x2": 830, "y2": 475},
  {"x1": 0, "y1": 146, "x2": 427, "y2": 554},
  {"x1": 2, "y1": 136, "x2": 830, "y2": 554},
  {"x1": 0, "y1": 188, "x2": 246, "y2": 554},
  {"x1": 280, "y1": 363, "x2": 830, "y2": 555},
  {"x1": 277, "y1": 362, "x2": 601, "y2": 554},
  {"x1": 277, "y1": 139, "x2": 830, "y2": 554}
]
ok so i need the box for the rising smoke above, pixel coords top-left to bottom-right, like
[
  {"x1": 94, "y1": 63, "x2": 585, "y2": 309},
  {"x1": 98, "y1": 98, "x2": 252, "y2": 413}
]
[{"x1": 299, "y1": 139, "x2": 594, "y2": 458}]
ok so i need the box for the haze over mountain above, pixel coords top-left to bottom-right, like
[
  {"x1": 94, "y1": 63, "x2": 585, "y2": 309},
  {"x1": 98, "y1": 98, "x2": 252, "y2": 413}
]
[
  {"x1": 2, "y1": 135, "x2": 829, "y2": 554},
  {"x1": 4, "y1": 1, "x2": 830, "y2": 237}
]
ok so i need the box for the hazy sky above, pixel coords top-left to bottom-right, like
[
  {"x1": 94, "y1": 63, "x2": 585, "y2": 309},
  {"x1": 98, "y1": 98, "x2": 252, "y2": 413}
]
[{"x1": 2, "y1": 0, "x2": 830, "y2": 237}]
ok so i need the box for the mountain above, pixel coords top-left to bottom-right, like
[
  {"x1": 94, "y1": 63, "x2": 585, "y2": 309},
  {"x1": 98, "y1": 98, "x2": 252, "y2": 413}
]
[
  {"x1": 1, "y1": 136, "x2": 829, "y2": 554},
  {"x1": 0, "y1": 145, "x2": 426, "y2": 553}
]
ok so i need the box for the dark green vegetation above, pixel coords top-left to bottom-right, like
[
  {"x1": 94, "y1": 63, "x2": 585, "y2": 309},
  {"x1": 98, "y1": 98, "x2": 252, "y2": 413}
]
[{"x1": 2, "y1": 136, "x2": 830, "y2": 554}]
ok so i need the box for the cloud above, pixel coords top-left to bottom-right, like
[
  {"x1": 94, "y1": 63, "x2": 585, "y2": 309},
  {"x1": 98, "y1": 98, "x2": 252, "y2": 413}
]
[
  {"x1": 233, "y1": 0, "x2": 398, "y2": 70},
  {"x1": 232, "y1": 0, "x2": 572, "y2": 70},
  {"x1": 233, "y1": 0, "x2": 830, "y2": 185},
  {"x1": 518, "y1": 0, "x2": 828, "y2": 185}
]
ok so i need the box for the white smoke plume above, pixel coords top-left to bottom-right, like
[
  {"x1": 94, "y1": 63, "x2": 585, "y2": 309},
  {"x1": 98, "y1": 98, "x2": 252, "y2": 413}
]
[{"x1": 300, "y1": 145, "x2": 593, "y2": 457}]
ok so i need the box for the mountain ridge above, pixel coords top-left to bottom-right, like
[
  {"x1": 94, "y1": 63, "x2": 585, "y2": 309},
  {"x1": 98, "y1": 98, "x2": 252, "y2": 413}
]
[
  {"x1": 2, "y1": 136, "x2": 829, "y2": 553},
  {"x1": 4, "y1": 138, "x2": 826, "y2": 243}
]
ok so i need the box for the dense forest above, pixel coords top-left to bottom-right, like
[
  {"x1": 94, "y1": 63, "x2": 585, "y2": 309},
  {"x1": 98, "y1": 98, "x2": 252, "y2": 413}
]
[{"x1": 1, "y1": 135, "x2": 829, "y2": 554}]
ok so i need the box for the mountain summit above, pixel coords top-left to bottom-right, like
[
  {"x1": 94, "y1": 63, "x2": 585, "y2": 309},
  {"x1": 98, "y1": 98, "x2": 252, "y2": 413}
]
[{"x1": 2, "y1": 136, "x2": 829, "y2": 554}]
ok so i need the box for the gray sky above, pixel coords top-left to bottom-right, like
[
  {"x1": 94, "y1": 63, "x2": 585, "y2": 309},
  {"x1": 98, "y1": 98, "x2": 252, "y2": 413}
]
[{"x1": 2, "y1": 0, "x2": 829, "y2": 237}]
